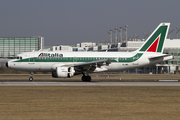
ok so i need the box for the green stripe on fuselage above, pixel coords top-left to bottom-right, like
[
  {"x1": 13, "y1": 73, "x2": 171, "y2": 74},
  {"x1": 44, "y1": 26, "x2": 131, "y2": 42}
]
[
  {"x1": 14, "y1": 53, "x2": 143, "y2": 63},
  {"x1": 118, "y1": 53, "x2": 143, "y2": 62}
]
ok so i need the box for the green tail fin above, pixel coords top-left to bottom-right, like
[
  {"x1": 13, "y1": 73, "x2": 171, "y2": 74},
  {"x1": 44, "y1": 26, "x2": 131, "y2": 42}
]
[{"x1": 137, "y1": 23, "x2": 170, "y2": 53}]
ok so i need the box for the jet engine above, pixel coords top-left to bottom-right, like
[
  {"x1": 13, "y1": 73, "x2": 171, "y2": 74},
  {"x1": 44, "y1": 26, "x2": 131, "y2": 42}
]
[{"x1": 52, "y1": 67, "x2": 75, "y2": 78}]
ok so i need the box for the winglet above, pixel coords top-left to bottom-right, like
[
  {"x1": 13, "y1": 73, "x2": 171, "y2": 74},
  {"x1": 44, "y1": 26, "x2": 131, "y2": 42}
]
[{"x1": 137, "y1": 23, "x2": 170, "y2": 53}]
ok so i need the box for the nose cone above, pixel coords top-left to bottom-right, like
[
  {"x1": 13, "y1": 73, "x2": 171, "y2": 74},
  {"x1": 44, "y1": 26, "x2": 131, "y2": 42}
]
[{"x1": 5, "y1": 62, "x2": 8, "y2": 68}]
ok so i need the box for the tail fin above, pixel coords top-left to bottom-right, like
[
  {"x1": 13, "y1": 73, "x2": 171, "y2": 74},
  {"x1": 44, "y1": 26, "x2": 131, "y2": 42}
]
[{"x1": 137, "y1": 23, "x2": 170, "y2": 53}]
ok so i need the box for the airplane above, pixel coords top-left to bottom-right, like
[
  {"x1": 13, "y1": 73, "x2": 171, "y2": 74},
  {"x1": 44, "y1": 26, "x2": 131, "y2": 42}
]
[{"x1": 6, "y1": 23, "x2": 173, "y2": 82}]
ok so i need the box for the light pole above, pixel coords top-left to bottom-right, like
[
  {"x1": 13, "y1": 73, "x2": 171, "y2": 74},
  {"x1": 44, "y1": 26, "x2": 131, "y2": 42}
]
[
  {"x1": 114, "y1": 28, "x2": 117, "y2": 44},
  {"x1": 168, "y1": 28, "x2": 174, "y2": 39},
  {"x1": 119, "y1": 27, "x2": 122, "y2": 43},
  {"x1": 125, "y1": 25, "x2": 128, "y2": 43},
  {"x1": 122, "y1": 25, "x2": 128, "y2": 43},
  {"x1": 176, "y1": 26, "x2": 180, "y2": 39},
  {"x1": 107, "y1": 29, "x2": 112, "y2": 44},
  {"x1": 143, "y1": 32, "x2": 149, "y2": 40}
]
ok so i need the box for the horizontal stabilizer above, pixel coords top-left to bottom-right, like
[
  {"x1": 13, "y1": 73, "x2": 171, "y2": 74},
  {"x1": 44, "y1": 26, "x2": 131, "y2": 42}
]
[{"x1": 149, "y1": 54, "x2": 174, "y2": 61}]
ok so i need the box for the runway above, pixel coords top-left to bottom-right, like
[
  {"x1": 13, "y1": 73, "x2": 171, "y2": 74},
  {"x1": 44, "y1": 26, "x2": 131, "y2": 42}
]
[{"x1": 0, "y1": 81, "x2": 180, "y2": 86}]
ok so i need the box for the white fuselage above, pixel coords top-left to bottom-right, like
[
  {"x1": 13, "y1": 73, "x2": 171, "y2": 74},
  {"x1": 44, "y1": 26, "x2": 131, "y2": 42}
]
[{"x1": 7, "y1": 51, "x2": 171, "y2": 72}]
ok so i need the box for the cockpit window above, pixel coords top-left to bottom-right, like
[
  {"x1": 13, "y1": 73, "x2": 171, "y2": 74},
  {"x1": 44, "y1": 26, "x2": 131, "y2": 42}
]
[{"x1": 16, "y1": 56, "x2": 22, "y2": 59}]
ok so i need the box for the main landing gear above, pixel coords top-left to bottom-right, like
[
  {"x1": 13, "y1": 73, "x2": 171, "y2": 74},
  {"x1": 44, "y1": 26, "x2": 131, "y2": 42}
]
[
  {"x1": 81, "y1": 72, "x2": 91, "y2": 82},
  {"x1": 29, "y1": 72, "x2": 34, "y2": 81},
  {"x1": 81, "y1": 76, "x2": 91, "y2": 82}
]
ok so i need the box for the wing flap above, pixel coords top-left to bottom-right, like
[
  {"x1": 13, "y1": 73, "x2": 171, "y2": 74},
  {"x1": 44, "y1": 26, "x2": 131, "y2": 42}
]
[
  {"x1": 62, "y1": 59, "x2": 115, "y2": 73},
  {"x1": 63, "y1": 59, "x2": 113, "y2": 67}
]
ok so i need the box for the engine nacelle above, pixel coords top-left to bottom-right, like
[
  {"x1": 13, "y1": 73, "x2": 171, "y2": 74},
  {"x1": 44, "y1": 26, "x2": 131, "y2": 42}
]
[{"x1": 52, "y1": 67, "x2": 75, "y2": 78}]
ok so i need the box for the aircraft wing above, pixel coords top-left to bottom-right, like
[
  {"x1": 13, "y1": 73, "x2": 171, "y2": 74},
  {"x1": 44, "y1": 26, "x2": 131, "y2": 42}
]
[{"x1": 63, "y1": 59, "x2": 115, "y2": 72}]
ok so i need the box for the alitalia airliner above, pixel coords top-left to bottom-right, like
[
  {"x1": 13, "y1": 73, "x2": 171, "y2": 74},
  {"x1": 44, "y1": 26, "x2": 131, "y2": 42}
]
[{"x1": 6, "y1": 23, "x2": 173, "y2": 81}]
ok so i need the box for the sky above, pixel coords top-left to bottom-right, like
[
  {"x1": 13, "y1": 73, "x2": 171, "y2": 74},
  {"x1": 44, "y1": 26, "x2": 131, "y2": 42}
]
[{"x1": 0, "y1": 0, "x2": 180, "y2": 46}]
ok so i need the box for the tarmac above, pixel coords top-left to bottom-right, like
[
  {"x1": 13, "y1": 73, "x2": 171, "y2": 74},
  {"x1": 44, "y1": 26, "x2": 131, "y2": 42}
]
[
  {"x1": 0, "y1": 74, "x2": 180, "y2": 86},
  {"x1": 0, "y1": 81, "x2": 180, "y2": 86}
]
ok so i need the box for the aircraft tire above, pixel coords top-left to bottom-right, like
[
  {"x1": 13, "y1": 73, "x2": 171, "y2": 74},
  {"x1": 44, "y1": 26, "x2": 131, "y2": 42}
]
[
  {"x1": 81, "y1": 76, "x2": 86, "y2": 82},
  {"x1": 87, "y1": 76, "x2": 91, "y2": 82},
  {"x1": 81, "y1": 76, "x2": 91, "y2": 82},
  {"x1": 86, "y1": 76, "x2": 91, "y2": 82},
  {"x1": 29, "y1": 77, "x2": 34, "y2": 81}
]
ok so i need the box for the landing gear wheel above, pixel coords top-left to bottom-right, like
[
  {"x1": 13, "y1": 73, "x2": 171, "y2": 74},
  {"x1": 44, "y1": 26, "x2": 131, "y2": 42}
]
[
  {"x1": 86, "y1": 76, "x2": 91, "y2": 82},
  {"x1": 29, "y1": 71, "x2": 34, "y2": 81},
  {"x1": 29, "y1": 76, "x2": 34, "y2": 81},
  {"x1": 82, "y1": 76, "x2": 86, "y2": 81},
  {"x1": 81, "y1": 76, "x2": 91, "y2": 82}
]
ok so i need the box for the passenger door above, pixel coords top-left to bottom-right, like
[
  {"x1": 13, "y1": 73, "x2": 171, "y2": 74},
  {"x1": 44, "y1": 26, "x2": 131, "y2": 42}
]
[{"x1": 29, "y1": 54, "x2": 35, "y2": 64}]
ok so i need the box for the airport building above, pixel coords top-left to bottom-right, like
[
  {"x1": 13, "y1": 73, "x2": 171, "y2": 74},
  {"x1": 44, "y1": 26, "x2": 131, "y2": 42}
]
[
  {"x1": 53, "y1": 42, "x2": 96, "y2": 52},
  {"x1": 0, "y1": 36, "x2": 44, "y2": 58}
]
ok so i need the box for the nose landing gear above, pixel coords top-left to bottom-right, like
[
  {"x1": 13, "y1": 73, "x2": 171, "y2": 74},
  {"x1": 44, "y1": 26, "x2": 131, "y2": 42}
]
[
  {"x1": 29, "y1": 76, "x2": 33, "y2": 81},
  {"x1": 29, "y1": 72, "x2": 34, "y2": 81}
]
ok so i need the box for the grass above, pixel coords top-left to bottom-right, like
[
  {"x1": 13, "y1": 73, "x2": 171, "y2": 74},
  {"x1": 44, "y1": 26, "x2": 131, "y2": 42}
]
[{"x1": 0, "y1": 86, "x2": 180, "y2": 120}]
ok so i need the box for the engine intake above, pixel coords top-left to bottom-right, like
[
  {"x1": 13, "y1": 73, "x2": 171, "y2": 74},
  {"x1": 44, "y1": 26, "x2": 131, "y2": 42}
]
[{"x1": 52, "y1": 67, "x2": 75, "y2": 78}]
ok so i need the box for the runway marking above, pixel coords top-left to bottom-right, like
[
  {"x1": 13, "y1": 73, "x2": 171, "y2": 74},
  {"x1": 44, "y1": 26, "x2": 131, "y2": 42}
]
[
  {"x1": 159, "y1": 80, "x2": 178, "y2": 82},
  {"x1": 0, "y1": 81, "x2": 180, "y2": 86}
]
